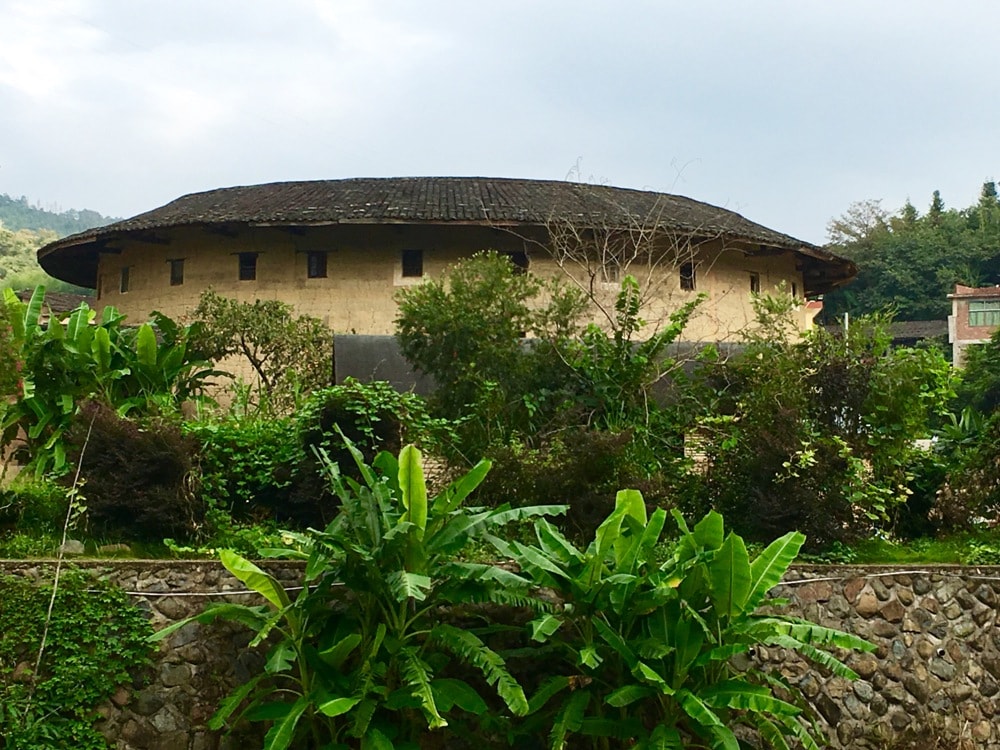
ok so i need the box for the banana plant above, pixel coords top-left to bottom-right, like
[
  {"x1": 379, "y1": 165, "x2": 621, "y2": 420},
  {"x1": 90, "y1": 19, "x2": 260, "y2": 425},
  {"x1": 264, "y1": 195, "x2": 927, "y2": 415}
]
[
  {"x1": 489, "y1": 494, "x2": 874, "y2": 750},
  {"x1": 153, "y1": 434, "x2": 566, "y2": 750},
  {"x1": 1, "y1": 287, "x2": 222, "y2": 475}
]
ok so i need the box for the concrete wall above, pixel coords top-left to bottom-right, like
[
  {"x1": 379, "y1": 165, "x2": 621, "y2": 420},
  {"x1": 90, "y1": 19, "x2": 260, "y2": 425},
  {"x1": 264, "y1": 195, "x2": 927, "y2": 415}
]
[
  {"x1": 8, "y1": 561, "x2": 994, "y2": 749},
  {"x1": 93, "y1": 224, "x2": 814, "y2": 342}
]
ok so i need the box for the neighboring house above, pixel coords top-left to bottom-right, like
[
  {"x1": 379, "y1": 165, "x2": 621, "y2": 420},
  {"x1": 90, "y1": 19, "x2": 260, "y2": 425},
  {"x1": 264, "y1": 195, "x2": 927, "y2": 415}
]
[
  {"x1": 37, "y1": 177, "x2": 856, "y2": 342},
  {"x1": 13, "y1": 290, "x2": 94, "y2": 321},
  {"x1": 949, "y1": 283, "x2": 1000, "y2": 366},
  {"x1": 821, "y1": 319, "x2": 949, "y2": 349}
]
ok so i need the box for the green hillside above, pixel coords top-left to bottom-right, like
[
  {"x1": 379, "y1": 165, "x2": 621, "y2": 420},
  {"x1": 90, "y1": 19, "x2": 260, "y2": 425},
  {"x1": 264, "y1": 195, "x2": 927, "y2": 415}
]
[{"x1": 0, "y1": 193, "x2": 114, "y2": 292}]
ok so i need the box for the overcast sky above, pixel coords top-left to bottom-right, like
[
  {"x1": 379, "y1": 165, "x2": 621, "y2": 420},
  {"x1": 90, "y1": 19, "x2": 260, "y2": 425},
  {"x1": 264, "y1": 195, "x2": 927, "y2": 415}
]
[{"x1": 2, "y1": 0, "x2": 998, "y2": 245}]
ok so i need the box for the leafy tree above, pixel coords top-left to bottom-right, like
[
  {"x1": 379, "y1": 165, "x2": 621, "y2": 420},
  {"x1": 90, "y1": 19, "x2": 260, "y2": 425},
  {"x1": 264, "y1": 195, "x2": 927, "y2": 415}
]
[
  {"x1": 395, "y1": 251, "x2": 586, "y2": 456},
  {"x1": 190, "y1": 290, "x2": 332, "y2": 414},
  {"x1": 702, "y1": 298, "x2": 953, "y2": 547},
  {"x1": 823, "y1": 183, "x2": 1000, "y2": 322},
  {"x1": 954, "y1": 326, "x2": 1000, "y2": 414}
]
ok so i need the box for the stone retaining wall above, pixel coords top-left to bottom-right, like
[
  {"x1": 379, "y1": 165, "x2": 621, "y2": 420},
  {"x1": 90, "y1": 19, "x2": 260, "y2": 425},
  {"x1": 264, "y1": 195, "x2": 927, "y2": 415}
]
[{"x1": 3, "y1": 561, "x2": 1000, "y2": 749}]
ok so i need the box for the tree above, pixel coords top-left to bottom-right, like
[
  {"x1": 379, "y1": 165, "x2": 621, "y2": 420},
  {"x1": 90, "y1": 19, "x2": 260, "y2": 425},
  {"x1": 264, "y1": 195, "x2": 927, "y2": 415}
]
[
  {"x1": 825, "y1": 198, "x2": 889, "y2": 249},
  {"x1": 190, "y1": 290, "x2": 332, "y2": 414},
  {"x1": 702, "y1": 299, "x2": 953, "y2": 547},
  {"x1": 395, "y1": 252, "x2": 585, "y2": 456},
  {"x1": 821, "y1": 185, "x2": 1000, "y2": 322}
]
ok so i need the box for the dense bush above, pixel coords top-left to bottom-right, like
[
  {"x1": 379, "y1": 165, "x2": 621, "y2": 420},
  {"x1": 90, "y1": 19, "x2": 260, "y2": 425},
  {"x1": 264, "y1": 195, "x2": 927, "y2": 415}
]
[
  {"x1": 396, "y1": 252, "x2": 585, "y2": 458},
  {"x1": 65, "y1": 402, "x2": 201, "y2": 542},
  {"x1": 702, "y1": 304, "x2": 953, "y2": 548},
  {"x1": 0, "y1": 477, "x2": 67, "y2": 537},
  {"x1": 933, "y1": 413, "x2": 1000, "y2": 529},
  {"x1": 184, "y1": 416, "x2": 303, "y2": 521},
  {"x1": 478, "y1": 428, "x2": 681, "y2": 542},
  {"x1": 0, "y1": 569, "x2": 151, "y2": 748}
]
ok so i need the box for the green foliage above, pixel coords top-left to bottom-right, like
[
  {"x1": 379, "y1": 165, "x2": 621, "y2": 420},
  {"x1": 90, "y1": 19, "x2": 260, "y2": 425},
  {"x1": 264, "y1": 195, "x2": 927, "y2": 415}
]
[
  {"x1": 0, "y1": 299, "x2": 18, "y2": 397},
  {"x1": 190, "y1": 290, "x2": 331, "y2": 414},
  {"x1": 0, "y1": 476, "x2": 68, "y2": 537},
  {"x1": 395, "y1": 251, "x2": 586, "y2": 456},
  {"x1": 955, "y1": 326, "x2": 1000, "y2": 414},
  {"x1": 297, "y1": 379, "x2": 453, "y2": 459},
  {"x1": 152, "y1": 437, "x2": 564, "y2": 749},
  {"x1": 823, "y1": 183, "x2": 1000, "y2": 322},
  {"x1": 935, "y1": 412, "x2": 1000, "y2": 528},
  {"x1": 0, "y1": 569, "x2": 152, "y2": 748},
  {"x1": 478, "y1": 428, "x2": 682, "y2": 542},
  {"x1": 560, "y1": 276, "x2": 706, "y2": 472},
  {"x1": 1, "y1": 287, "x2": 219, "y2": 476},
  {"x1": 490, "y1": 495, "x2": 873, "y2": 750},
  {"x1": 184, "y1": 416, "x2": 304, "y2": 520},
  {"x1": 704, "y1": 301, "x2": 954, "y2": 547}
]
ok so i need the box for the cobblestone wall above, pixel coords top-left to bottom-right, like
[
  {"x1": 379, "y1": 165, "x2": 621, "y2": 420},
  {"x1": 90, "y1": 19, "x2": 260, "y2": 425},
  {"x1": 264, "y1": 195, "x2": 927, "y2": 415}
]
[{"x1": 3, "y1": 561, "x2": 1000, "y2": 749}]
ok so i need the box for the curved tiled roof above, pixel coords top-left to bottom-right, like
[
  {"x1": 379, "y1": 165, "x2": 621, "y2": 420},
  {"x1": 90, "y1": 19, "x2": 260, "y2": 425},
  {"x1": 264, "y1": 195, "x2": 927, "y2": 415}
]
[{"x1": 38, "y1": 177, "x2": 856, "y2": 290}]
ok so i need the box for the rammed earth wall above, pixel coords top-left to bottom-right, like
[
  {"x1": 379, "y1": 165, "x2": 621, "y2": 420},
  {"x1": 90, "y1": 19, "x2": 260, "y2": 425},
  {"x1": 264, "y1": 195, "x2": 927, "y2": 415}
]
[{"x1": 3, "y1": 561, "x2": 1000, "y2": 749}]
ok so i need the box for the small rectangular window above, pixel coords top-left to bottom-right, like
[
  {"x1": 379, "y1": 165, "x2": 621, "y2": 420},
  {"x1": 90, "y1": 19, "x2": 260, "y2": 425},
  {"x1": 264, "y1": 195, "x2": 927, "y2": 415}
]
[
  {"x1": 120, "y1": 267, "x2": 131, "y2": 294},
  {"x1": 679, "y1": 262, "x2": 696, "y2": 291},
  {"x1": 969, "y1": 299, "x2": 1000, "y2": 327},
  {"x1": 238, "y1": 252, "x2": 258, "y2": 281},
  {"x1": 749, "y1": 273, "x2": 761, "y2": 294},
  {"x1": 401, "y1": 249, "x2": 423, "y2": 278},
  {"x1": 792, "y1": 282, "x2": 798, "y2": 298},
  {"x1": 169, "y1": 259, "x2": 184, "y2": 286},
  {"x1": 307, "y1": 251, "x2": 328, "y2": 279}
]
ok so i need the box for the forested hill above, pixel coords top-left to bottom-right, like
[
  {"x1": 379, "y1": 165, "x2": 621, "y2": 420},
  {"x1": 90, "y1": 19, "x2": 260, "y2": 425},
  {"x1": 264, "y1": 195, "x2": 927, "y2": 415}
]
[
  {"x1": 0, "y1": 194, "x2": 114, "y2": 291},
  {"x1": 820, "y1": 181, "x2": 1000, "y2": 323},
  {"x1": 0, "y1": 193, "x2": 114, "y2": 235}
]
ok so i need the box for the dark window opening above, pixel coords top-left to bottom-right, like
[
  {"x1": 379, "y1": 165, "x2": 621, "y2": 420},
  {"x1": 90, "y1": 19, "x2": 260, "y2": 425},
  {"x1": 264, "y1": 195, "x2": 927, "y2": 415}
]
[
  {"x1": 506, "y1": 251, "x2": 529, "y2": 275},
  {"x1": 170, "y1": 259, "x2": 184, "y2": 286},
  {"x1": 307, "y1": 251, "x2": 328, "y2": 278},
  {"x1": 120, "y1": 267, "x2": 131, "y2": 294},
  {"x1": 792, "y1": 282, "x2": 798, "y2": 298},
  {"x1": 680, "y1": 262, "x2": 696, "y2": 291},
  {"x1": 749, "y1": 273, "x2": 761, "y2": 294},
  {"x1": 239, "y1": 252, "x2": 258, "y2": 281},
  {"x1": 401, "y1": 249, "x2": 423, "y2": 278}
]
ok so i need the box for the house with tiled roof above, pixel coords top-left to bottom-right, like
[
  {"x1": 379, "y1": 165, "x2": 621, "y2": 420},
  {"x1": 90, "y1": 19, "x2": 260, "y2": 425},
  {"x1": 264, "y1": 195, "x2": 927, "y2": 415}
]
[
  {"x1": 949, "y1": 283, "x2": 1000, "y2": 365},
  {"x1": 37, "y1": 177, "x2": 856, "y2": 343}
]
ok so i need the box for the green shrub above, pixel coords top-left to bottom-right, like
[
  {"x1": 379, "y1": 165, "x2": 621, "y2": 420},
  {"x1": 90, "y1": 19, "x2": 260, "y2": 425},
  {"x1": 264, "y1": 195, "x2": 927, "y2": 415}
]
[
  {"x1": 0, "y1": 569, "x2": 152, "y2": 748},
  {"x1": 184, "y1": 415, "x2": 304, "y2": 522},
  {"x1": 478, "y1": 428, "x2": 680, "y2": 542},
  {"x1": 0, "y1": 477, "x2": 68, "y2": 537}
]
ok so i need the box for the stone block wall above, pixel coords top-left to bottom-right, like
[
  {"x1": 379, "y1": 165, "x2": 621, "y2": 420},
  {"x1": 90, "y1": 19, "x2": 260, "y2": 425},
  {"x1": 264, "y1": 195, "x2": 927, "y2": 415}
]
[
  {"x1": 3, "y1": 561, "x2": 1000, "y2": 749},
  {"x1": 777, "y1": 566, "x2": 1000, "y2": 749}
]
